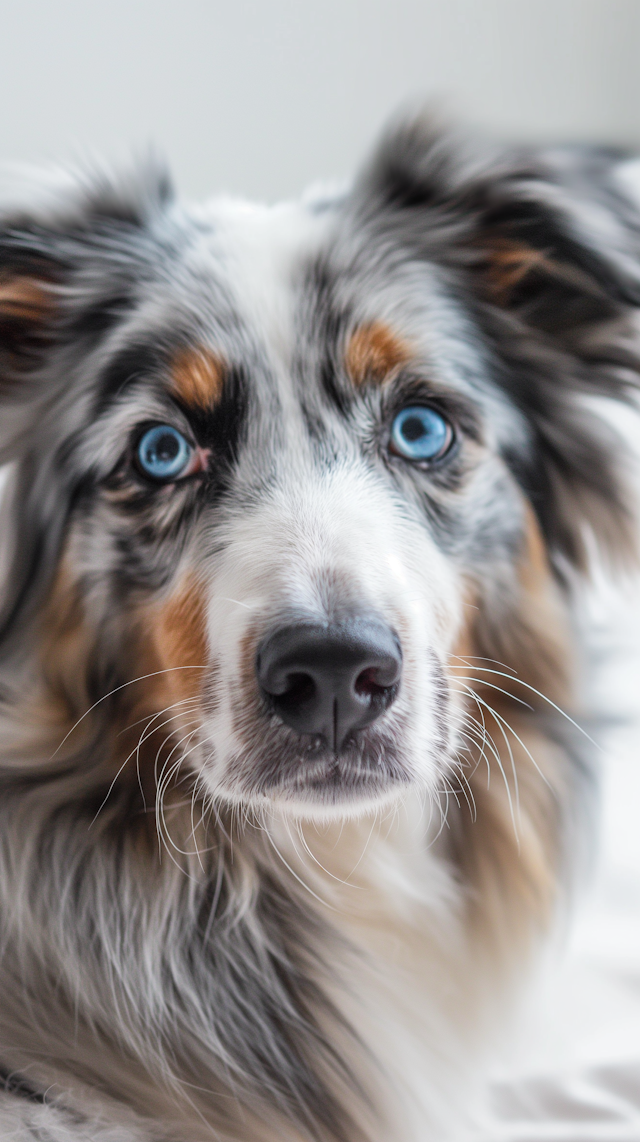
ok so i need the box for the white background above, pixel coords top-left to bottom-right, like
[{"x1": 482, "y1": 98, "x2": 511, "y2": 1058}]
[{"x1": 2, "y1": 0, "x2": 640, "y2": 200}]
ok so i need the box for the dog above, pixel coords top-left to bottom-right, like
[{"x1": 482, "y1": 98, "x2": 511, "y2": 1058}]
[{"x1": 0, "y1": 115, "x2": 639, "y2": 1142}]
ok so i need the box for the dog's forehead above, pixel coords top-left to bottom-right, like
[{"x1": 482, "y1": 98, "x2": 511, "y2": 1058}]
[
  {"x1": 123, "y1": 194, "x2": 526, "y2": 457},
  {"x1": 184, "y1": 196, "x2": 332, "y2": 363},
  {"x1": 174, "y1": 196, "x2": 477, "y2": 393}
]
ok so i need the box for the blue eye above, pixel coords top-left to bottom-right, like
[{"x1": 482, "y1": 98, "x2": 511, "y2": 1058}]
[
  {"x1": 390, "y1": 406, "x2": 453, "y2": 463},
  {"x1": 137, "y1": 425, "x2": 193, "y2": 481}
]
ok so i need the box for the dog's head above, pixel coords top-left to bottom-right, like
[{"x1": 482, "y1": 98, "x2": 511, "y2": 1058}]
[{"x1": 0, "y1": 120, "x2": 638, "y2": 818}]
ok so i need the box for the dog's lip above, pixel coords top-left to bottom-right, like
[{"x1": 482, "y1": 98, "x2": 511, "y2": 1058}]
[
  {"x1": 288, "y1": 754, "x2": 346, "y2": 783},
  {"x1": 253, "y1": 748, "x2": 412, "y2": 796},
  {"x1": 222, "y1": 702, "x2": 413, "y2": 800},
  {"x1": 275, "y1": 738, "x2": 377, "y2": 775}
]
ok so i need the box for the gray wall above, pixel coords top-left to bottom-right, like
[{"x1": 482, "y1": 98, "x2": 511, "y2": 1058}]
[{"x1": 2, "y1": 0, "x2": 639, "y2": 201}]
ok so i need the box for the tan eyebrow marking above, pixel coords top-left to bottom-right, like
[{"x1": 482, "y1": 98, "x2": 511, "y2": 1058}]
[
  {"x1": 344, "y1": 322, "x2": 412, "y2": 387},
  {"x1": 0, "y1": 275, "x2": 54, "y2": 322},
  {"x1": 171, "y1": 346, "x2": 226, "y2": 410}
]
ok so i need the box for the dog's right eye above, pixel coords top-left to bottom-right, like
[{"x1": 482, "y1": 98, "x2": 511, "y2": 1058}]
[{"x1": 136, "y1": 424, "x2": 194, "y2": 481}]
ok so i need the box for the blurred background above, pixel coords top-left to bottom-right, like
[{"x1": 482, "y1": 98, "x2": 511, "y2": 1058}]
[
  {"x1": 3, "y1": 0, "x2": 640, "y2": 201},
  {"x1": 3, "y1": 1, "x2": 640, "y2": 1135}
]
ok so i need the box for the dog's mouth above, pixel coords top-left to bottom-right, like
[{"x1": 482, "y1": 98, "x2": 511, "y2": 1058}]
[
  {"x1": 222, "y1": 717, "x2": 414, "y2": 811},
  {"x1": 218, "y1": 680, "x2": 416, "y2": 808}
]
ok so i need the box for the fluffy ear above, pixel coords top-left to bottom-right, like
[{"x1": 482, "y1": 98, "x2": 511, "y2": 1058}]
[
  {"x1": 357, "y1": 116, "x2": 640, "y2": 315},
  {"x1": 0, "y1": 272, "x2": 56, "y2": 358},
  {"x1": 0, "y1": 159, "x2": 173, "y2": 452},
  {"x1": 0, "y1": 161, "x2": 173, "y2": 647},
  {"x1": 354, "y1": 116, "x2": 640, "y2": 572},
  {"x1": 0, "y1": 254, "x2": 62, "y2": 417}
]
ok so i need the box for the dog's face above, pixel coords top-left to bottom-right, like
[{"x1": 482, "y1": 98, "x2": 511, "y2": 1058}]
[
  {"x1": 1, "y1": 122, "x2": 638, "y2": 818},
  {"x1": 56, "y1": 200, "x2": 529, "y2": 817},
  {"x1": 83, "y1": 208, "x2": 524, "y2": 815}
]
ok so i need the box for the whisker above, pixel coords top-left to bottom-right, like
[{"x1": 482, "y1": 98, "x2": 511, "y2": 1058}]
[
  {"x1": 189, "y1": 782, "x2": 207, "y2": 873},
  {"x1": 158, "y1": 736, "x2": 210, "y2": 860},
  {"x1": 291, "y1": 818, "x2": 358, "y2": 889},
  {"x1": 440, "y1": 772, "x2": 462, "y2": 811},
  {"x1": 50, "y1": 666, "x2": 208, "y2": 760},
  {"x1": 447, "y1": 755, "x2": 478, "y2": 821},
  {"x1": 154, "y1": 726, "x2": 202, "y2": 860},
  {"x1": 449, "y1": 653, "x2": 518, "y2": 676},
  {"x1": 217, "y1": 596, "x2": 256, "y2": 611},
  {"x1": 116, "y1": 696, "x2": 199, "y2": 738},
  {"x1": 455, "y1": 682, "x2": 522, "y2": 817},
  {"x1": 452, "y1": 674, "x2": 533, "y2": 712},
  {"x1": 344, "y1": 813, "x2": 382, "y2": 882},
  {"x1": 451, "y1": 665, "x2": 598, "y2": 748},
  {"x1": 88, "y1": 754, "x2": 134, "y2": 829},
  {"x1": 461, "y1": 682, "x2": 554, "y2": 794},
  {"x1": 87, "y1": 708, "x2": 202, "y2": 827},
  {"x1": 455, "y1": 684, "x2": 520, "y2": 838},
  {"x1": 261, "y1": 817, "x2": 341, "y2": 913},
  {"x1": 452, "y1": 699, "x2": 503, "y2": 787}
]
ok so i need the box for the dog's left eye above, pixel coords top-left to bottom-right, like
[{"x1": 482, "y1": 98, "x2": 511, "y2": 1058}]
[
  {"x1": 136, "y1": 425, "x2": 193, "y2": 481},
  {"x1": 390, "y1": 406, "x2": 453, "y2": 463}
]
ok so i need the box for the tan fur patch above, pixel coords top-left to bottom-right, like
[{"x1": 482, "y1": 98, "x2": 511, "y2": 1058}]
[
  {"x1": 344, "y1": 322, "x2": 411, "y2": 386},
  {"x1": 154, "y1": 573, "x2": 209, "y2": 701},
  {"x1": 482, "y1": 238, "x2": 555, "y2": 306},
  {"x1": 35, "y1": 555, "x2": 213, "y2": 836},
  {"x1": 453, "y1": 503, "x2": 571, "y2": 705},
  {"x1": 39, "y1": 558, "x2": 92, "y2": 732},
  {"x1": 0, "y1": 275, "x2": 53, "y2": 322},
  {"x1": 108, "y1": 573, "x2": 212, "y2": 800},
  {"x1": 514, "y1": 501, "x2": 573, "y2": 704},
  {"x1": 448, "y1": 501, "x2": 573, "y2": 956},
  {"x1": 171, "y1": 347, "x2": 225, "y2": 410}
]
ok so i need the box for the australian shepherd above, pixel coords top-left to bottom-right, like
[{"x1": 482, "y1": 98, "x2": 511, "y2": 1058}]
[{"x1": 0, "y1": 116, "x2": 639, "y2": 1141}]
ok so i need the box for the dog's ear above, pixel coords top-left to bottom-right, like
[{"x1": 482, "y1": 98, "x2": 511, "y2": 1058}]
[
  {"x1": 0, "y1": 162, "x2": 173, "y2": 648},
  {"x1": 355, "y1": 116, "x2": 640, "y2": 572},
  {"x1": 0, "y1": 269, "x2": 56, "y2": 373},
  {"x1": 0, "y1": 160, "x2": 173, "y2": 455}
]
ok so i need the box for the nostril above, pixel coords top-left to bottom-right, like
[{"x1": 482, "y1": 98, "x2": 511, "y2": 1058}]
[
  {"x1": 354, "y1": 667, "x2": 391, "y2": 700},
  {"x1": 270, "y1": 672, "x2": 316, "y2": 710}
]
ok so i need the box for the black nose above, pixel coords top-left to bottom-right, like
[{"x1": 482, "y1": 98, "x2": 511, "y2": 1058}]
[{"x1": 256, "y1": 615, "x2": 402, "y2": 752}]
